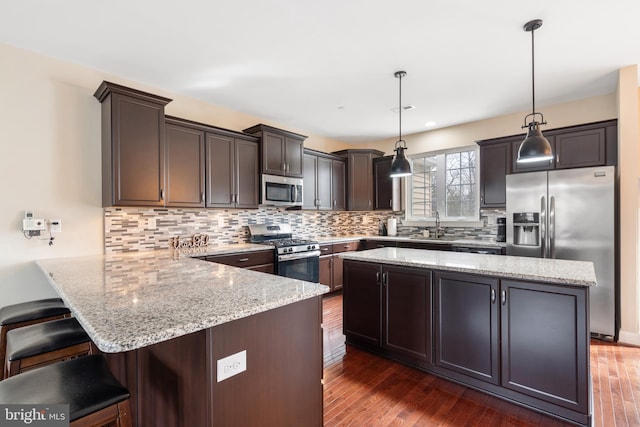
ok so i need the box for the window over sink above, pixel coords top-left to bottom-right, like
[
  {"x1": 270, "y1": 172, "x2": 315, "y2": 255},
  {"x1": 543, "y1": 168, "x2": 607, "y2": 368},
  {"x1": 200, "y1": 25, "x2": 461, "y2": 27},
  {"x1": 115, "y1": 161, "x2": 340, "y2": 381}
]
[{"x1": 405, "y1": 145, "x2": 480, "y2": 225}]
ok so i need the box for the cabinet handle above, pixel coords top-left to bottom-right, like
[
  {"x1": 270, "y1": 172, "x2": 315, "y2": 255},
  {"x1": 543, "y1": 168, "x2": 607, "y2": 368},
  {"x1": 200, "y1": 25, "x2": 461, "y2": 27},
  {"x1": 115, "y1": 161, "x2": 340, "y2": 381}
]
[
  {"x1": 238, "y1": 258, "x2": 250, "y2": 262},
  {"x1": 282, "y1": 163, "x2": 286, "y2": 172},
  {"x1": 389, "y1": 200, "x2": 392, "y2": 208},
  {"x1": 333, "y1": 200, "x2": 336, "y2": 207},
  {"x1": 368, "y1": 200, "x2": 371, "y2": 209},
  {"x1": 481, "y1": 195, "x2": 484, "y2": 203},
  {"x1": 491, "y1": 289, "x2": 496, "y2": 304},
  {"x1": 382, "y1": 272, "x2": 388, "y2": 286},
  {"x1": 160, "y1": 189, "x2": 165, "y2": 200},
  {"x1": 501, "y1": 290, "x2": 506, "y2": 305},
  {"x1": 376, "y1": 272, "x2": 381, "y2": 284},
  {"x1": 321, "y1": 247, "x2": 330, "y2": 252},
  {"x1": 344, "y1": 245, "x2": 350, "y2": 249},
  {"x1": 376, "y1": 244, "x2": 385, "y2": 248},
  {"x1": 201, "y1": 192, "x2": 205, "y2": 203}
]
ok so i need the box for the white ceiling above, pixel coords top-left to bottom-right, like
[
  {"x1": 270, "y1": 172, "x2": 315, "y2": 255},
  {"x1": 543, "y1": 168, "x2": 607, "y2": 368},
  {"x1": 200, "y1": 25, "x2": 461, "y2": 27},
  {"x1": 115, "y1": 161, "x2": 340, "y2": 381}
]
[{"x1": 1, "y1": 0, "x2": 639, "y2": 143}]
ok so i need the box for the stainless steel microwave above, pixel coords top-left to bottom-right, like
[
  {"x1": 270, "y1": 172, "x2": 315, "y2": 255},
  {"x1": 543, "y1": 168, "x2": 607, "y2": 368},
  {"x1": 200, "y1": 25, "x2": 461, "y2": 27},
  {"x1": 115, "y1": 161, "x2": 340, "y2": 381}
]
[{"x1": 261, "y1": 174, "x2": 303, "y2": 207}]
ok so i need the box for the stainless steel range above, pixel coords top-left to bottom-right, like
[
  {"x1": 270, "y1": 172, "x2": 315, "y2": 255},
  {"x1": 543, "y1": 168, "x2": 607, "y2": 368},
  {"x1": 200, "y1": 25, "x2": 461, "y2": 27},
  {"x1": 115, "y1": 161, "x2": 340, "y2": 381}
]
[{"x1": 248, "y1": 224, "x2": 320, "y2": 282}]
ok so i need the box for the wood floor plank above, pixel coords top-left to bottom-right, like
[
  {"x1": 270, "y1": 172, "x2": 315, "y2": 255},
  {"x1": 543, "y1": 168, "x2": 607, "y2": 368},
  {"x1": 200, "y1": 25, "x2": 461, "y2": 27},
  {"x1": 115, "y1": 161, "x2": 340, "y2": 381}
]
[{"x1": 322, "y1": 292, "x2": 640, "y2": 427}]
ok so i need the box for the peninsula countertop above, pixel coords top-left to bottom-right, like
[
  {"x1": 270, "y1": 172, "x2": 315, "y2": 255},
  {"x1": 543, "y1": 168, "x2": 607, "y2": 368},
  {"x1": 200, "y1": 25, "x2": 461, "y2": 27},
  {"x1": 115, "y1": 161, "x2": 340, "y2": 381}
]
[
  {"x1": 339, "y1": 247, "x2": 596, "y2": 287},
  {"x1": 37, "y1": 249, "x2": 329, "y2": 353}
]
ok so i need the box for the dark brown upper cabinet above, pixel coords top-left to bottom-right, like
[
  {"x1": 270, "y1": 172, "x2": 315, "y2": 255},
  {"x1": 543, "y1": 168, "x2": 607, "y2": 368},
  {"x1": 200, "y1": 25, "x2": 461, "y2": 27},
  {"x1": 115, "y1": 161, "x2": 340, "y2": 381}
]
[
  {"x1": 243, "y1": 124, "x2": 306, "y2": 178},
  {"x1": 165, "y1": 120, "x2": 206, "y2": 208},
  {"x1": 510, "y1": 119, "x2": 617, "y2": 173},
  {"x1": 95, "y1": 81, "x2": 172, "y2": 207},
  {"x1": 206, "y1": 134, "x2": 259, "y2": 209},
  {"x1": 477, "y1": 120, "x2": 617, "y2": 208},
  {"x1": 373, "y1": 156, "x2": 401, "y2": 211},
  {"x1": 477, "y1": 139, "x2": 511, "y2": 208},
  {"x1": 166, "y1": 117, "x2": 259, "y2": 209},
  {"x1": 333, "y1": 149, "x2": 385, "y2": 211},
  {"x1": 303, "y1": 149, "x2": 346, "y2": 210}
]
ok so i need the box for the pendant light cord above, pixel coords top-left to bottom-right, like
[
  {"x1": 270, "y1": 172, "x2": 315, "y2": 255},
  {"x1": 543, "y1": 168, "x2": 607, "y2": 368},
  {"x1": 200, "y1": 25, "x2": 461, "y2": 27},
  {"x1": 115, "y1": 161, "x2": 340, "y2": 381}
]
[
  {"x1": 398, "y1": 73, "x2": 403, "y2": 142},
  {"x1": 531, "y1": 27, "x2": 536, "y2": 116}
]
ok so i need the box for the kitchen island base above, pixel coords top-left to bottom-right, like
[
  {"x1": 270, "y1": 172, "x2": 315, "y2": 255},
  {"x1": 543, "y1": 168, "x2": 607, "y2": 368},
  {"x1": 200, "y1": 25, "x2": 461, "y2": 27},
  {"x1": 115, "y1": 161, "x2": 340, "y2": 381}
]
[
  {"x1": 343, "y1": 255, "x2": 592, "y2": 427},
  {"x1": 105, "y1": 296, "x2": 323, "y2": 427}
]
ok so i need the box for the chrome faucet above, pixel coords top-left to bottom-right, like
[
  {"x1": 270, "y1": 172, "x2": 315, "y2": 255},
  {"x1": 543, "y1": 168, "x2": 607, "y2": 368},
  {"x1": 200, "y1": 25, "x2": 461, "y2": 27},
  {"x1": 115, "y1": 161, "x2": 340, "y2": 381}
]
[{"x1": 434, "y1": 210, "x2": 443, "y2": 238}]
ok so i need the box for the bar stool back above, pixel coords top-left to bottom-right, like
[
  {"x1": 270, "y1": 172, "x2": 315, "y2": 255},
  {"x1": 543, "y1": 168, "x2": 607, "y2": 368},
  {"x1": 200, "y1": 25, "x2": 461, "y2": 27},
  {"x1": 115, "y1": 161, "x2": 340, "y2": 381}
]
[
  {"x1": 4, "y1": 317, "x2": 97, "y2": 378},
  {"x1": 0, "y1": 298, "x2": 71, "y2": 368},
  {"x1": 0, "y1": 355, "x2": 132, "y2": 427}
]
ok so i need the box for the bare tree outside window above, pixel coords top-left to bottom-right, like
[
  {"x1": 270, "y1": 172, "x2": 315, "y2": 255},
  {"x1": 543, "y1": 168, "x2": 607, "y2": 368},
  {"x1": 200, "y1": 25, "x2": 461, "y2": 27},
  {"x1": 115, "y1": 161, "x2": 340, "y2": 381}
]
[{"x1": 406, "y1": 147, "x2": 479, "y2": 222}]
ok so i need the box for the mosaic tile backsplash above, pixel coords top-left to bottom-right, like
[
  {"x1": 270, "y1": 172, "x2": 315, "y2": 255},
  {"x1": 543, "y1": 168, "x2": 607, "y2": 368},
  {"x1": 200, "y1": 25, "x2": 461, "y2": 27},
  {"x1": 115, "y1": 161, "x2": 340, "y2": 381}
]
[{"x1": 104, "y1": 207, "x2": 505, "y2": 253}]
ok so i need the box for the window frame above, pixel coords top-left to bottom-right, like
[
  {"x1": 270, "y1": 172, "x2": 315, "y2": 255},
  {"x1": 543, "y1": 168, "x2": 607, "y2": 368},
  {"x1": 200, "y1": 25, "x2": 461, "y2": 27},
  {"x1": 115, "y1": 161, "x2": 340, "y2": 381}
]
[{"x1": 403, "y1": 145, "x2": 482, "y2": 227}]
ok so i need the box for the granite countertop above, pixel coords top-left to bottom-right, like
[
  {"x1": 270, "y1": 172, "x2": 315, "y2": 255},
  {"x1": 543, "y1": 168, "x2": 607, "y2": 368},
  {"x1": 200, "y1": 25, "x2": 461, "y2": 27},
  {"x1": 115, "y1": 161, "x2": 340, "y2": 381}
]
[
  {"x1": 316, "y1": 235, "x2": 506, "y2": 248},
  {"x1": 339, "y1": 248, "x2": 596, "y2": 287},
  {"x1": 37, "y1": 250, "x2": 329, "y2": 353}
]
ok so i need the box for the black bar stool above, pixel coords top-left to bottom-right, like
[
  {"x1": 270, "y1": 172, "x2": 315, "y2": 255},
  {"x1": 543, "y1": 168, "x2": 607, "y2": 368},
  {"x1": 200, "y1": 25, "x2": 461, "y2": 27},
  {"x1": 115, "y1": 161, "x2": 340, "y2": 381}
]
[
  {"x1": 4, "y1": 317, "x2": 97, "y2": 379},
  {"x1": 0, "y1": 355, "x2": 132, "y2": 427},
  {"x1": 0, "y1": 298, "x2": 71, "y2": 368}
]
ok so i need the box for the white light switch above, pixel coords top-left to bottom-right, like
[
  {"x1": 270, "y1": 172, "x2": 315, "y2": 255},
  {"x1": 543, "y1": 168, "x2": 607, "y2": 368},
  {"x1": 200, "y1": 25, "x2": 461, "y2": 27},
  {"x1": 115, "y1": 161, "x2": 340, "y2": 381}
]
[{"x1": 217, "y1": 350, "x2": 246, "y2": 382}]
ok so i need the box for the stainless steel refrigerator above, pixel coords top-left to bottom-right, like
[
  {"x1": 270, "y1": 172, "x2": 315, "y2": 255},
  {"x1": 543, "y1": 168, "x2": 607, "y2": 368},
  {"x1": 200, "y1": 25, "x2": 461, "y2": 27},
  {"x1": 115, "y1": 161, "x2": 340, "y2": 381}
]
[{"x1": 506, "y1": 166, "x2": 617, "y2": 338}]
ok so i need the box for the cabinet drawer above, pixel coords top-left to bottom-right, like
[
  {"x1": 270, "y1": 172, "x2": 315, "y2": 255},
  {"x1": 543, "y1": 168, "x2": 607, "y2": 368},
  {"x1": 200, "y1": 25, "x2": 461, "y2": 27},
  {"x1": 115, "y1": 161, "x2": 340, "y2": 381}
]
[
  {"x1": 332, "y1": 241, "x2": 360, "y2": 253},
  {"x1": 319, "y1": 244, "x2": 334, "y2": 256},
  {"x1": 205, "y1": 250, "x2": 274, "y2": 268}
]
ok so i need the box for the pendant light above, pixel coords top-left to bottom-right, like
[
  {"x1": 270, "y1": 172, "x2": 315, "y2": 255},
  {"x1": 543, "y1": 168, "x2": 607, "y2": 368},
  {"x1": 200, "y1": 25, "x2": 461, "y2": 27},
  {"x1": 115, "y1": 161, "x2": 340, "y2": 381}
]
[
  {"x1": 389, "y1": 71, "x2": 413, "y2": 177},
  {"x1": 517, "y1": 19, "x2": 554, "y2": 164}
]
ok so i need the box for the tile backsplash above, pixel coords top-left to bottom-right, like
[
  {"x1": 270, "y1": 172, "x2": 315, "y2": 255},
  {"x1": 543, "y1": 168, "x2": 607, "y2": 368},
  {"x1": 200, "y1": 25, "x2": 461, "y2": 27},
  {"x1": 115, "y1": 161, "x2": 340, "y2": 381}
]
[{"x1": 104, "y1": 207, "x2": 505, "y2": 253}]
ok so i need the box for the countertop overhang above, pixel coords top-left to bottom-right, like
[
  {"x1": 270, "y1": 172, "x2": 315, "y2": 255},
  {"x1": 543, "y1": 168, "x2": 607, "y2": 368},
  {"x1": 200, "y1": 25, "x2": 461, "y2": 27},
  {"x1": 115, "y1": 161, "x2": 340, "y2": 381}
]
[
  {"x1": 37, "y1": 249, "x2": 329, "y2": 353},
  {"x1": 339, "y1": 248, "x2": 596, "y2": 287}
]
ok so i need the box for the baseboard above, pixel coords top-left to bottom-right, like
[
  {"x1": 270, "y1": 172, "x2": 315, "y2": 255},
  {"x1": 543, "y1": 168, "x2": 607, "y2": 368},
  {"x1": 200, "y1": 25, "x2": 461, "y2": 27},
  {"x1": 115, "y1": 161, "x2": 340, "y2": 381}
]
[{"x1": 618, "y1": 329, "x2": 640, "y2": 346}]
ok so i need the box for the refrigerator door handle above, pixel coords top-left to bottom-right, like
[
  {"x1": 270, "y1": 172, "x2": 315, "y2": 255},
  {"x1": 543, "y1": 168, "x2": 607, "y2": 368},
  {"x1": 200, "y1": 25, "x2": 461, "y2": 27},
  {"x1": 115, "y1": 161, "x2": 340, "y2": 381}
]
[
  {"x1": 549, "y1": 196, "x2": 556, "y2": 259},
  {"x1": 540, "y1": 196, "x2": 546, "y2": 258}
]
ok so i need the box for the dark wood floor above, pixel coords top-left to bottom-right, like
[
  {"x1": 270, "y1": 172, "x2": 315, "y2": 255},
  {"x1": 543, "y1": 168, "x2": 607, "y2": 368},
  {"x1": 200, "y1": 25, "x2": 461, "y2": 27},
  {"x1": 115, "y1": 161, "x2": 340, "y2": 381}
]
[{"x1": 322, "y1": 292, "x2": 640, "y2": 427}]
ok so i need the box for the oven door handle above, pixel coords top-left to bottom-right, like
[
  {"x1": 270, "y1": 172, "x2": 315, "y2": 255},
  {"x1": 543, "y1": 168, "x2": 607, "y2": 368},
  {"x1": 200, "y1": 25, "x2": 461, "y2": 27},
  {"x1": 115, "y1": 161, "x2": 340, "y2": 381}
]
[{"x1": 278, "y1": 250, "x2": 321, "y2": 262}]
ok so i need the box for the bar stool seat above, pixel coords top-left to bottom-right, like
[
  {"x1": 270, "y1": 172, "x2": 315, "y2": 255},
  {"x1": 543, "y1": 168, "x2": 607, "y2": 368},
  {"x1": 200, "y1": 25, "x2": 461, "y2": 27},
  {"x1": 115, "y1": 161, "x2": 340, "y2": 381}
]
[
  {"x1": 0, "y1": 298, "x2": 70, "y2": 326},
  {"x1": 0, "y1": 355, "x2": 131, "y2": 426},
  {"x1": 0, "y1": 298, "x2": 71, "y2": 373},
  {"x1": 5, "y1": 317, "x2": 95, "y2": 378}
]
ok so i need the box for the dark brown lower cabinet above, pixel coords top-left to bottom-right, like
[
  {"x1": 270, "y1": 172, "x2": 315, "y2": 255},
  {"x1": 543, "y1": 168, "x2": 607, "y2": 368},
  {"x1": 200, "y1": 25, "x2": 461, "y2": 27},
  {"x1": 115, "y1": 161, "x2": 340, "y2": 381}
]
[
  {"x1": 434, "y1": 272, "x2": 499, "y2": 384},
  {"x1": 343, "y1": 261, "x2": 432, "y2": 367},
  {"x1": 344, "y1": 261, "x2": 591, "y2": 426},
  {"x1": 105, "y1": 296, "x2": 323, "y2": 427}
]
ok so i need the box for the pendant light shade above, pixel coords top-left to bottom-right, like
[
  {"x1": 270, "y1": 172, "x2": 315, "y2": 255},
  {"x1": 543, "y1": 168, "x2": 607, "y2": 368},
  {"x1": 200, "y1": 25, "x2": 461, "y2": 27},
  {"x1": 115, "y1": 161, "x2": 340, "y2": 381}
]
[
  {"x1": 517, "y1": 19, "x2": 553, "y2": 164},
  {"x1": 390, "y1": 71, "x2": 413, "y2": 178}
]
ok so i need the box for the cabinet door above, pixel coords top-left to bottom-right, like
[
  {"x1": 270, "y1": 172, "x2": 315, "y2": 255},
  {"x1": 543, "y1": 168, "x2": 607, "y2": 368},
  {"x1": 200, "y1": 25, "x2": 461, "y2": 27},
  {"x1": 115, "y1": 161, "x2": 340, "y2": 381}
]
[
  {"x1": 110, "y1": 93, "x2": 166, "y2": 206},
  {"x1": 434, "y1": 272, "x2": 499, "y2": 384},
  {"x1": 361, "y1": 240, "x2": 397, "y2": 250},
  {"x1": 554, "y1": 128, "x2": 605, "y2": 169},
  {"x1": 332, "y1": 255, "x2": 343, "y2": 291},
  {"x1": 479, "y1": 143, "x2": 510, "y2": 208},
  {"x1": 373, "y1": 157, "x2": 393, "y2": 210},
  {"x1": 165, "y1": 124, "x2": 205, "y2": 207},
  {"x1": 262, "y1": 132, "x2": 285, "y2": 176},
  {"x1": 501, "y1": 280, "x2": 589, "y2": 413},
  {"x1": 383, "y1": 266, "x2": 432, "y2": 365},
  {"x1": 206, "y1": 133, "x2": 235, "y2": 207},
  {"x1": 511, "y1": 136, "x2": 555, "y2": 173},
  {"x1": 235, "y1": 140, "x2": 259, "y2": 208},
  {"x1": 319, "y1": 255, "x2": 333, "y2": 288},
  {"x1": 285, "y1": 137, "x2": 304, "y2": 178},
  {"x1": 331, "y1": 160, "x2": 346, "y2": 210},
  {"x1": 316, "y1": 157, "x2": 333, "y2": 210},
  {"x1": 349, "y1": 152, "x2": 374, "y2": 210},
  {"x1": 303, "y1": 153, "x2": 318, "y2": 209},
  {"x1": 343, "y1": 261, "x2": 381, "y2": 347}
]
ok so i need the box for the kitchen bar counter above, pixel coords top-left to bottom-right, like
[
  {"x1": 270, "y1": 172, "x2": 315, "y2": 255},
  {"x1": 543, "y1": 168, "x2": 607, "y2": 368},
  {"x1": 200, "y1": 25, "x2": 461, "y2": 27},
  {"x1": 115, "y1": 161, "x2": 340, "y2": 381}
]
[
  {"x1": 340, "y1": 247, "x2": 595, "y2": 286},
  {"x1": 37, "y1": 249, "x2": 329, "y2": 353}
]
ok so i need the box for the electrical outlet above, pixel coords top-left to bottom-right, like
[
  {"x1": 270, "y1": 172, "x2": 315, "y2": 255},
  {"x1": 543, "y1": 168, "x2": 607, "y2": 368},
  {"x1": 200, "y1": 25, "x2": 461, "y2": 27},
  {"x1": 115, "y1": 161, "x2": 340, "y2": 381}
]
[
  {"x1": 49, "y1": 219, "x2": 62, "y2": 233},
  {"x1": 217, "y1": 350, "x2": 246, "y2": 382}
]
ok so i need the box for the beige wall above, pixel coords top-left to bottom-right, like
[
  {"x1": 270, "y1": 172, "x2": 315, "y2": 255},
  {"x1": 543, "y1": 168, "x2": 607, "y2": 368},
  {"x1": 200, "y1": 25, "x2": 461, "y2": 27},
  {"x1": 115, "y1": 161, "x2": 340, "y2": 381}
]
[{"x1": 0, "y1": 42, "x2": 351, "y2": 307}]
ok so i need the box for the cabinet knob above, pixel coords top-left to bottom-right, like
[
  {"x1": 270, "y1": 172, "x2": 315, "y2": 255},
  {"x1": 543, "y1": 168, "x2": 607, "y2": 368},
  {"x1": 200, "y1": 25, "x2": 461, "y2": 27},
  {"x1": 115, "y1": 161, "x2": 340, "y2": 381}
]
[
  {"x1": 501, "y1": 290, "x2": 507, "y2": 305},
  {"x1": 491, "y1": 289, "x2": 496, "y2": 304}
]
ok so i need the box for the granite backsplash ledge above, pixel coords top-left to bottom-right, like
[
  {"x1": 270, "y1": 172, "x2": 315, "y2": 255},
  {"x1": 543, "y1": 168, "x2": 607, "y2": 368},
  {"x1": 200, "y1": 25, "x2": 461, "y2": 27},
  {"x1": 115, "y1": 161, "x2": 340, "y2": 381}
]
[{"x1": 104, "y1": 207, "x2": 505, "y2": 253}]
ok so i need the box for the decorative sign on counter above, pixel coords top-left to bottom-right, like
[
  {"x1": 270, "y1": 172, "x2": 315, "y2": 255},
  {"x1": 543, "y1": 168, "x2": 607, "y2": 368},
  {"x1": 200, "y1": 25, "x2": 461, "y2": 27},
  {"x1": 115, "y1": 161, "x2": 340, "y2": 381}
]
[{"x1": 169, "y1": 234, "x2": 210, "y2": 249}]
